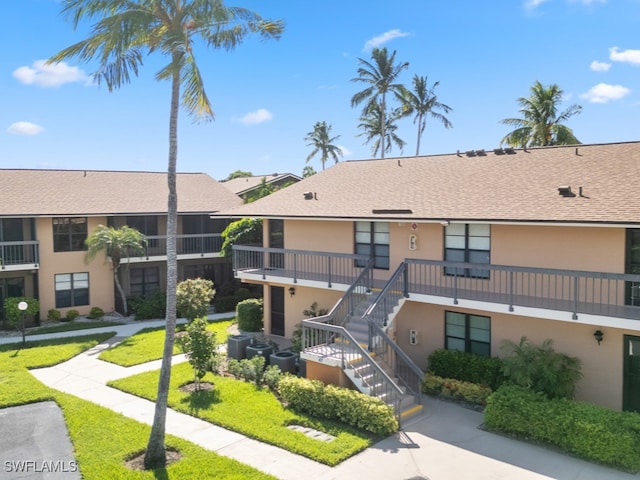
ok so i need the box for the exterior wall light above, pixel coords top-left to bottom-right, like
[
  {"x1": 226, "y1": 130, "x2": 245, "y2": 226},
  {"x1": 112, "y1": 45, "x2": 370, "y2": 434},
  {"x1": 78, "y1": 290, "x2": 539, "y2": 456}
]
[
  {"x1": 593, "y1": 329, "x2": 604, "y2": 346},
  {"x1": 288, "y1": 287, "x2": 295, "y2": 297}
]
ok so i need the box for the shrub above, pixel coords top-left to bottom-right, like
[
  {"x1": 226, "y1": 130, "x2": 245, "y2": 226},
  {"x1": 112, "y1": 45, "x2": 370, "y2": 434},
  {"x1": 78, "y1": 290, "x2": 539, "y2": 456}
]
[
  {"x1": 278, "y1": 375, "x2": 398, "y2": 436},
  {"x1": 226, "y1": 356, "x2": 269, "y2": 386},
  {"x1": 176, "y1": 278, "x2": 215, "y2": 321},
  {"x1": 427, "y1": 349, "x2": 505, "y2": 391},
  {"x1": 176, "y1": 317, "x2": 218, "y2": 389},
  {"x1": 500, "y1": 336, "x2": 582, "y2": 400},
  {"x1": 47, "y1": 308, "x2": 61, "y2": 322},
  {"x1": 65, "y1": 309, "x2": 80, "y2": 322},
  {"x1": 422, "y1": 374, "x2": 493, "y2": 406},
  {"x1": 219, "y1": 218, "x2": 263, "y2": 258},
  {"x1": 129, "y1": 290, "x2": 166, "y2": 320},
  {"x1": 3, "y1": 297, "x2": 40, "y2": 335},
  {"x1": 236, "y1": 298, "x2": 263, "y2": 332},
  {"x1": 485, "y1": 386, "x2": 640, "y2": 472},
  {"x1": 87, "y1": 306, "x2": 105, "y2": 319}
]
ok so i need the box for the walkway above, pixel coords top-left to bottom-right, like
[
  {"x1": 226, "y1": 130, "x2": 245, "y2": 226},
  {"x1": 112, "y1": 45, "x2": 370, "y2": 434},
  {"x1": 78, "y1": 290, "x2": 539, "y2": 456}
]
[{"x1": 4, "y1": 318, "x2": 639, "y2": 480}]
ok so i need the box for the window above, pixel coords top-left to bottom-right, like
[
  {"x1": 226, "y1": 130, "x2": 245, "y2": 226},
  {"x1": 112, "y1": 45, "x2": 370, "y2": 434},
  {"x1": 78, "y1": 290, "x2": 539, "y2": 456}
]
[
  {"x1": 53, "y1": 218, "x2": 87, "y2": 252},
  {"x1": 355, "y1": 221, "x2": 389, "y2": 269},
  {"x1": 445, "y1": 223, "x2": 490, "y2": 278},
  {"x1": 626, "y1": 229, "x2": 640, "y2": 306},
  {"x1": 55, "y1": 273, "x2": 89, "y2": 308},
  {"x1": 130, "y1": 267, "x2": 160, "y2": 297},
  {"x1": 445, "y1": 311, "x2": 491, "y2": 356}
]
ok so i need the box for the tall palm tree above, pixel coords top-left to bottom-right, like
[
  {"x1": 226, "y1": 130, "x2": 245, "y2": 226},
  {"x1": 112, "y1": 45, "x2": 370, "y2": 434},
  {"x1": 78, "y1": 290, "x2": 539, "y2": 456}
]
[
  {"x1": 398, "y1": 75, "x2": 453, "y2": 156},
  {"x1": 357, "y1": 102, "x2": 406, "y2": 158},
  {"x1": 50, "y1": 0, "x2": 283, "y2": 469},
  {"x1": 500, "y1": 81, "x2": 582, "y2": 148},
  {"x1": 351, "y1": 47, "x2": 409, "y2": 158},
  {"x1": 85, "y1": 225, "x2": 146, "y2": 314},
  {"x1": 304, "y1": 121, "x2": 343, "y2": 170}
]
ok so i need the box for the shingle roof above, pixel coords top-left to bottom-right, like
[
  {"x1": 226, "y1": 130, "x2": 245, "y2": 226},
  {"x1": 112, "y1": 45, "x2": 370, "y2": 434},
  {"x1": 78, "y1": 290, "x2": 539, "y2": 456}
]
[
  {"x1": 0, "y1": 169, "x2": 242, "y2": 216},
  {"x1": 221, "y1": 173, "x2": 302, "y2": 196},
  {"x1": 212, "y1": 142, "x2": 640, "y2": 224}
]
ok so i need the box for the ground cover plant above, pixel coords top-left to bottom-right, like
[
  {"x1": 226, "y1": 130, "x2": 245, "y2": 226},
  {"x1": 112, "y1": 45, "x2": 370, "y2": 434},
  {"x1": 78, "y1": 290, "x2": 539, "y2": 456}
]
[
  {"x1": 99, "y1": 318, "x2": 234, "y2": 367},
  {"x1": 0, "y1": 333, "x2": 276, "y2": 479},
  {"x1": 110, "y1": 362, "x2": 372, "y2": 465}
]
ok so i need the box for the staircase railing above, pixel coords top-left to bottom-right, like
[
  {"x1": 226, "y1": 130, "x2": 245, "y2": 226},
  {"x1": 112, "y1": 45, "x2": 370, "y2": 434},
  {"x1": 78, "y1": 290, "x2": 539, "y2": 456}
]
[
  {"x1": 363, "y1": 261, "x2": 423, "y2": 403},
  {"x1": 302, "y1": 319, "x2": 404, "y2": 418}
]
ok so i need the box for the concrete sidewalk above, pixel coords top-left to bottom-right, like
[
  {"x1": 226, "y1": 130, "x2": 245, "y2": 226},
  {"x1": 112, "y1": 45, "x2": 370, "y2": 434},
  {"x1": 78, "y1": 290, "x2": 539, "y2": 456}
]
[{"x1": 7, "y1": 319, "x2": 640, "y2": 480}]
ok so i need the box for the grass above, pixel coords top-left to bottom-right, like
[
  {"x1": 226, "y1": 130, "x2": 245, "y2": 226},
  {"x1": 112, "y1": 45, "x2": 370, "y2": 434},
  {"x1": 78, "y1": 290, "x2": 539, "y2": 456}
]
[
  {"x1": 110, "y1": 363, "x2": 373, "y2": 465},
  {"x1": 26, "y1": 321, "x2": 124, "y2": 335},
  {"x1": 99, "y1": 318, "x2": 235, "y2": 367},
  {"x1": 0, "y1": 334, "x2": 275, "y2": 479}
]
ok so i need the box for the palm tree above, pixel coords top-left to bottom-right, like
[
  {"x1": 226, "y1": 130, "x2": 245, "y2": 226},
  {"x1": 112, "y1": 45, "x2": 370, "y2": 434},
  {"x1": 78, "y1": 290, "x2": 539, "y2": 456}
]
[
  {"x1": 304, "y1": 121, "x2": 343, "y2": 170},
  {"x1": 50, "y1": 0, "x2": 283, "y2": 469},
  {"x1": 357, "y1": 102, "x2": 406, "y2": 158},
  {"x1": 85, "y1": 225, "x2": 146, "y2": 315},
  {"x1": 351, "y1": 47, "x2": 409, "y2": 158},
  {"x1": 500, "y1": 81, "x2": 582, "y2": 148},
  {"x1": 398, "y1": 75, "x2": 453, "y2": 156}
]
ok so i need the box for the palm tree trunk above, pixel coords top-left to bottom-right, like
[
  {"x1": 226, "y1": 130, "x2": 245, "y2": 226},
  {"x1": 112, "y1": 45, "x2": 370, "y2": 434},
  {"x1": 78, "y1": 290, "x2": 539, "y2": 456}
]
[
  {"x1": 380, "y1": 95, "x2": 386, "y2": 159},
  {"x1": 144, "y1": 60, "x2": 180, "y2": 470},
  {"x1": 415, "y1": 115, "x2": 423, "y2": 156},
  {"x1": 113, "y1": 267, "x2": 128, "y2": 314}
]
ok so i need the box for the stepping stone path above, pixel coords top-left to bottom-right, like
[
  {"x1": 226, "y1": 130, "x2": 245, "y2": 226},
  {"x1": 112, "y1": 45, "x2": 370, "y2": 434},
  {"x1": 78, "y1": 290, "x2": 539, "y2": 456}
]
[{"x1": 287, "y1": 425, "x2": 336, "y2": 442}]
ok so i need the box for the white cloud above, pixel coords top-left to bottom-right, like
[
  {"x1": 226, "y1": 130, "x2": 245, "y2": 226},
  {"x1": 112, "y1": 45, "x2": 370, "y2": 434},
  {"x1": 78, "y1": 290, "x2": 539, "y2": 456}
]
[
  {"x1": 337, "y1": 145, "x2": 352, "y2": 157},
  {"x1": 590, "y1": 60, "x2": 611, "y2": 72},
  {"x1": 580, "y1": 83, "x2": 630, "y2": 103},
  {"x1": 12, "y1": 60, "x2": 90, "y2": 87},
  {"x1": 7, "y1": 121, "x2": 44, "y2": 135},
  {"x1": 364, "y1": 29, "x2": 410, "y2": 51},
  {"x1": 235, "y1": 109, "x2": 273, "y2": 126},
  {"x1": 524, "y1": 0, "x2": 550, "y2": 10},
  {"x1": 609, "y1": 47, "x2": 640, "y2": 66}
]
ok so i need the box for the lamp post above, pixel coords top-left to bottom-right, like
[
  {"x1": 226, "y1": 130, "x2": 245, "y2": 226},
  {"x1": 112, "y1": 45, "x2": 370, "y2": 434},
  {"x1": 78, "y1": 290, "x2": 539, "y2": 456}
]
[{"x1": 18, "y1": 301, "x2": 28, "y2": 347}]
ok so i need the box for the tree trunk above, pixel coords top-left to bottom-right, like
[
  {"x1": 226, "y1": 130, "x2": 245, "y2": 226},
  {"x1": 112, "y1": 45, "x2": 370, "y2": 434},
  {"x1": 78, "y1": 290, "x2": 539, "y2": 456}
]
[
  {"x1": 113, "y1": 266, "x2": 128, "y2": 314},
  {"x1": 144, "y1": 60, "x2": 180, "y2": 470},
  {"x1": 380, "y1": 94, "x2": 386, "y2": 159},
  {"x1": 415, "y1": 114, "x2": 423, "y2": 157}
]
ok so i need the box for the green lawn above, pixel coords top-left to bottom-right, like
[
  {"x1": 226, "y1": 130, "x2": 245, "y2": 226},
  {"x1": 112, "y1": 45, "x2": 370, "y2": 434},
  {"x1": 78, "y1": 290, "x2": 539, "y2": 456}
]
[
  {"x1": 99, "y1": 318, "x2": 235, "y2": 366},
  {"x1": 26, "y1": 321, "x2": 124, "y2": 335},
  {"x1": 0, "y1": 334, "x2": 275, "y2": 479},
  {"x1": 110, "y1": 363, "x2": 373, "y2": 465}
]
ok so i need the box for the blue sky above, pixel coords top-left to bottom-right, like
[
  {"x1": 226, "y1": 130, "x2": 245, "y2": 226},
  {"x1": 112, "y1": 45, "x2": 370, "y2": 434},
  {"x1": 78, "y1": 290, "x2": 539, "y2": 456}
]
[{"x1": 2, "y1": 0, "x2": 639, "y2": 181}]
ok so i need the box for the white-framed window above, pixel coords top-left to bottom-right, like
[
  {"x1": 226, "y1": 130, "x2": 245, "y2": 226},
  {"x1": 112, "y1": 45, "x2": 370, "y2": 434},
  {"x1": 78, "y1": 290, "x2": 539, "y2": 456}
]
[{"x1": 55, "y1": 272, "x2": 89, "y2": 308}]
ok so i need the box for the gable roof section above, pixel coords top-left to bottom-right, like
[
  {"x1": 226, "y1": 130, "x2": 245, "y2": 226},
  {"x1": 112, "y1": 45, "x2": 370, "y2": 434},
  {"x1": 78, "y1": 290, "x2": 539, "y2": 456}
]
[
  {"x1": 212, "y1": 142, "x2": 640, "y2": 225},
  {"x1": 221, "y1": 173, "x2": 302, "y2": 196},
  {"x1": 0, "y1": 169, "x2": 243, "y2": 217}
]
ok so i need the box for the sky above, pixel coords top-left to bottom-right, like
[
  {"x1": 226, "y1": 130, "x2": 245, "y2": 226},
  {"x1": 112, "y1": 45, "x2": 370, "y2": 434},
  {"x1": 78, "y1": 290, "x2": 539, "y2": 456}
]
[{"x1": 2, "y1": 0, "x2": 639, "y2": 181}]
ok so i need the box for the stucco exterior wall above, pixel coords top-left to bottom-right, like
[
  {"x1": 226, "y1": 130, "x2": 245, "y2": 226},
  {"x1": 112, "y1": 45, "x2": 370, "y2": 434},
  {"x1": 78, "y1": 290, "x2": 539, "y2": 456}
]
[{"x1": 283, "y1": 220, "x2": 354, "y2": 253}]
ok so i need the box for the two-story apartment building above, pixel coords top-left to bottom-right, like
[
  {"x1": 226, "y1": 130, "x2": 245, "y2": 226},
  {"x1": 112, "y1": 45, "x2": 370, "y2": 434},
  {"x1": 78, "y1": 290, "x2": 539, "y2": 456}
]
[
  {"x1": 214, "y1": 141, "x2": 640, "y2": 416},
  {"x1": 0, "y1": 169, "x2": 242, "y2": 323}
]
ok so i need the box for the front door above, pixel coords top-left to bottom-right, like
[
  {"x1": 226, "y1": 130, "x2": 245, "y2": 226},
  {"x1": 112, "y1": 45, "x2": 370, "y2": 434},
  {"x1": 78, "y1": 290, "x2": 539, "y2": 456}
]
[
  {"x1": 270, "y1": 286, "x2": 285, "y2": 336},
  {"x1": 623, "y1": 335, "x2": 640, "y2": 412}
]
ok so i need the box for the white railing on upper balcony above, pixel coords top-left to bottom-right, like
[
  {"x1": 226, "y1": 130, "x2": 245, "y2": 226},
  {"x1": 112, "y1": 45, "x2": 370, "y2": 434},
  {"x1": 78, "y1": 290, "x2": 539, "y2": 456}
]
[{"x1": 0, "y1": 241, "x2": 39, "y2": 269}]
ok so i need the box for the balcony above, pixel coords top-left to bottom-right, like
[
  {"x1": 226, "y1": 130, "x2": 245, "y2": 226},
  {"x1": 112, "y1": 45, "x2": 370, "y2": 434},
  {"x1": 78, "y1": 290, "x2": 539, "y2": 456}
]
[
  {"x1": 232, "y1": 245, "x2": 640, "y2": 324},
  {"x1": 0, "y1": 241, "x2": 39, "y2": 271},
  {"x1": 126, "y1": 234, "x2": 223, "y2": 263},
  {"x1": 232, "y1": 245, "x2": 370, "y2": 289}
]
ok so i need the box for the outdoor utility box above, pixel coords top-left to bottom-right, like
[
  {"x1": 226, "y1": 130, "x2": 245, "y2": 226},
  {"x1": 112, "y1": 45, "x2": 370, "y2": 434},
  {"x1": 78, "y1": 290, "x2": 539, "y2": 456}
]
[
  {"x1": 269, "y1": 351, "x2": 297, "y2": 374},
  {"x1": 245, "y1": 343, "x2": 274, "y2": 365},
  {"x1": 227, "y1": 334, "x2": 252, "y2": 360}
]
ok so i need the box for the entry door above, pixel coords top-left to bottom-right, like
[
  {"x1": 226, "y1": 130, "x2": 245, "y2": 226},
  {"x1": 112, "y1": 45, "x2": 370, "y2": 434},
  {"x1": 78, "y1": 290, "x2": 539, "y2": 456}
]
[
  {"x1": 270, "y1": 286, "x2": 285, "y2": 336},
  {"x1": 623, "y1": 335, "x2": 640, "y2": 412}
]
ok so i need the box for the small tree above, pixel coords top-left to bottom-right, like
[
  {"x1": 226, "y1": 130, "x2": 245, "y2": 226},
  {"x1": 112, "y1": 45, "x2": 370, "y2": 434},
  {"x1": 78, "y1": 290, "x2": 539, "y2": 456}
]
[
  {"x1": 500, "y1": 336, "x2": 583, "y2": 400},
  {"x1": 85, "y1": 225, "x2": 146, "y2": 314},
  {"x1": 236, "y1": 298, "x2": 263, "y2": 332},
  {"x1": 219, "y1": 218, "x2": 263, "y2": 258},
  {"x1": 4, "y1": 297, "x2": 40, "y2": 346},
  {"x1": 176, "y1": 317, "x2": 217, "y2": 390},
  {"x1": 176, "y1": 278, "x2": 215, "y2": 322}
]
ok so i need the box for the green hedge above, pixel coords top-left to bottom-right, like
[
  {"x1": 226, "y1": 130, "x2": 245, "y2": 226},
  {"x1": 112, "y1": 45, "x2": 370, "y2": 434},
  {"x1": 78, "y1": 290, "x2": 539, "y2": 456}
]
[
  {"x1": 278, "y1": 375, "x2": 398, "y2": 436},
  {"x1": 236, "y1": 298, "x2": 263, "y2": 332},
  {"x1": 422, "y1": 374, "x2": 492, "y2": 406},
  {"x1": 427, "y1": 349, "x2": 505, "y2": 391},
  {"x1": 485, "y1": 386, "x2": 640, "y2": 472}
]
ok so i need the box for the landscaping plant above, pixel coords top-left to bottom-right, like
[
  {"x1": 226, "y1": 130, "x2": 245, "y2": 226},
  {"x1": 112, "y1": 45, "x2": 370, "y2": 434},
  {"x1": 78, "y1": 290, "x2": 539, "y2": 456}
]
[
  {"x1": 236, "y1": 298, "x2": 263, "y2": 333},
  {"x1": 177, "y1": 278, "x2": 215, "y2": 321},
  {"x1": 176, "y1": 317, "x2": 217, "y2": 390}
]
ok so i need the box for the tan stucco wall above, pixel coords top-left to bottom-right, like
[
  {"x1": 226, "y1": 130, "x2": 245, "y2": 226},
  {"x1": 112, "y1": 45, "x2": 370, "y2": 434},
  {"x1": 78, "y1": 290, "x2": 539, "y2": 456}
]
[
  {"x1": 492, "y1": 225, "x2": 625, "y2": 272},
  {"x1": 305, "y1": 361, "x2": 354, "y2": 388},
  {"x1": 394, "y1": 300, "x2": 634, "y2": 411},
  {"x1": 283, "y1": 220, "x2": 354, "y2": 253},
  {"x1": 36, "y1": 217, "x2": 115, "y2": 316}
]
